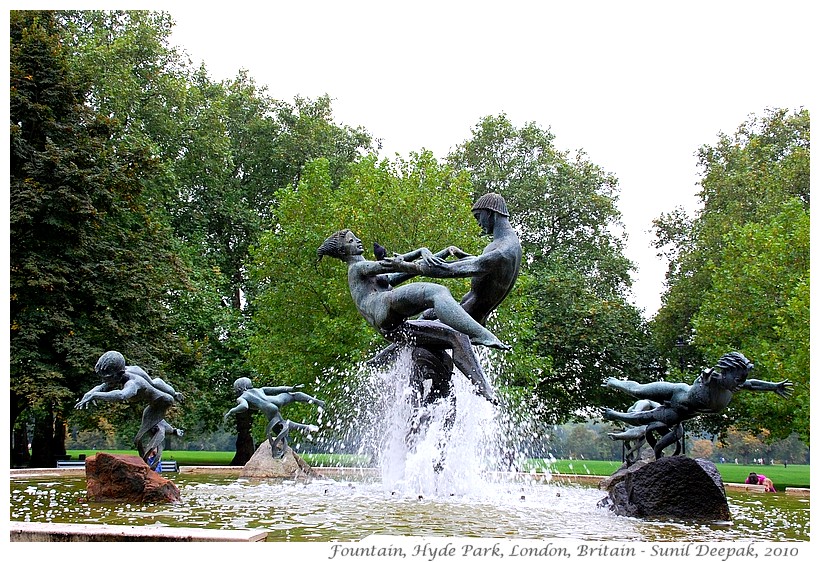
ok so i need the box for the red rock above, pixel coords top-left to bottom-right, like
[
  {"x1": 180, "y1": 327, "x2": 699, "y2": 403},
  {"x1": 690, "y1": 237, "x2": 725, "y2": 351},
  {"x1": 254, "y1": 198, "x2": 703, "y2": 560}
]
[{"x1": 85, "y1": 452, "x2": 180, "y2": 503}]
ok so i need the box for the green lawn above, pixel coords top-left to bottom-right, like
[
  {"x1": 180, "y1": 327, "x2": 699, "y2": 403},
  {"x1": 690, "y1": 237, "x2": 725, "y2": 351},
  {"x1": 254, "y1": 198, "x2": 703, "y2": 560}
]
[
  {"x1": 526, "y1": 458, "x2": 809, "y2": 490},
  {"x1": 65, "y1": 450, "x2": 809, "y2": 489}
]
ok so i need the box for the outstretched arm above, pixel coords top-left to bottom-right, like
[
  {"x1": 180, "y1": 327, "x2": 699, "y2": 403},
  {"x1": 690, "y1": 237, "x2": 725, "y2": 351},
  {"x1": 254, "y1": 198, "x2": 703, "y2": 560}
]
[
  {"x1": 224, "y1": 397, "x2": 249, "y2": 421},
  {"x1": 740, "y1": 379, "x2": 793, "y2": 398},
  {"x1": 75, "y1": 383, "x2": 108, "y2": 409},
  {"x1": 75, "y1": 380, "x2": 140, "y2": 409},
  {"x1": 157, "y1": 419, "x2": 184, "y2": 437},
  {"x1": 392, "y1": 253, "x2": 491, "y2": 279},
  {"x1": 380, "y1": 250, "x2": 488, "y2": 286},
  {"x1": 379, "y1": 245, "x2": 457, "y2": 286}
]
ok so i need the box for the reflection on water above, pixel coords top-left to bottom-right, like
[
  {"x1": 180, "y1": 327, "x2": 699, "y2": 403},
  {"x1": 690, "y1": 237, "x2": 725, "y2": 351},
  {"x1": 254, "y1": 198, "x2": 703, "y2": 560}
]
[{"x1": 9, "y1": 474, "x2": 809, "y2": 542}]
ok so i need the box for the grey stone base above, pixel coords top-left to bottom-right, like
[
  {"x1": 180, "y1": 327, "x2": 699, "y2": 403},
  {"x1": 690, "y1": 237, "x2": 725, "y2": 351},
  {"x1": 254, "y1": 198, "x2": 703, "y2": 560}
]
[{"x1": 240, "y1": 442, "x2": 318, "y2": 479}]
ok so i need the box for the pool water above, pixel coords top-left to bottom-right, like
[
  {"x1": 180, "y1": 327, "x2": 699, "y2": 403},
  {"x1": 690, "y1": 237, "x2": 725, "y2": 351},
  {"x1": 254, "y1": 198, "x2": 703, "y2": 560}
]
[{"x1": 9, "y1": 474, "x2": 809, "y2": 542}]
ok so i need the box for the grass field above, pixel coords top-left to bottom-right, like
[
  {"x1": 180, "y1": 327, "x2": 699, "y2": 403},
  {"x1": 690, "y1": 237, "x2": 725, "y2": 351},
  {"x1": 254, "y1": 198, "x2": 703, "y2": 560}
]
[
  {"x1": 65, "y1": 449, "x2": 809, "y2": 489},
  {"x1": 524, "y1": 458, "x2": 809, "y2": 490}
]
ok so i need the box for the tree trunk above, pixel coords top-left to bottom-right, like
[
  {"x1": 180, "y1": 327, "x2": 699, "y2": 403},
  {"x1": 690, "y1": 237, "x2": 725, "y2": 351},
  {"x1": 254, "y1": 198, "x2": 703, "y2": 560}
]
[
  {"x1": 30, "y1": 409, "x2": 56, "y2": 468},
  {"x1": 230, "y1": 410, "x2": 255, "y2": 465},
  {"x1": 11, "y1": 423, "x2": 30, "y2": 467},
  {"x1": 10, "y1": 394, "x2": 30, "y2": 467}
]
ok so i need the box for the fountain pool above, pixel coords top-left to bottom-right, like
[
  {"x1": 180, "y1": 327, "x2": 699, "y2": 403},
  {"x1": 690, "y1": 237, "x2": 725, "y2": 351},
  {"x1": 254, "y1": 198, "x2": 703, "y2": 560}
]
[
  {"x1": 9, "y1": 472, "x2": 810, "y2": 542},
  {"x1": 11, "y1": 353, "x2": 809, "y2": 544}
]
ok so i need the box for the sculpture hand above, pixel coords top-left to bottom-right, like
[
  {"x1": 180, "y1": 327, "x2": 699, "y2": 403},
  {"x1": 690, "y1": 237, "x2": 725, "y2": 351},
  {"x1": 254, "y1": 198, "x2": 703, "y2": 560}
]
[
  {"x1": 775, "y1": 380, "x2": 794, "y2": 398},
  {"x1": 420, "y1": 248, "x2": 446, "y2": 267},
  {"x1": 380, "y1": 256, "x2": 420, "y2": 273},
  {"x1": 75, "y1": 395, "x2": 95, "y2": 409},
  {"x1": 174, "y1": 392, "x2": 185, "y2": 402},
  {"x1": 601, "y1": 377, "x2": 616, "y2": 388},
  {"x1": 175, "y1": 428, "x2": 185, "y2": 437},
  {"x1": 602, "y1": 408, "x2": 618, "y2": 421}
]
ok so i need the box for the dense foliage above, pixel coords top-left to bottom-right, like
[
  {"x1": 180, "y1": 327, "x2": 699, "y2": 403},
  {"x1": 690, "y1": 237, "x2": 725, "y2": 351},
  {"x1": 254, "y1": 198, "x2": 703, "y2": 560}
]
[
  {"x1": 9, "y1": 10, "x2": 808, "y2": 467},
  {"x1": 10, "y1": 11, "x2": 192, "y2": 466},
  {"x1": 651, "y1": 108, "x2": 809, "y2": 444}
]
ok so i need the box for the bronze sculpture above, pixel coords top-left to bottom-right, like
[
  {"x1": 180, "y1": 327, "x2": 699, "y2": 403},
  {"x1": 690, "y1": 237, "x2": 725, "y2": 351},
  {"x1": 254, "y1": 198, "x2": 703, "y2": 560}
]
[
  {"x1": 76, "y1": 351, "x2": 184, "y2": 466},
  {"x1": 144, "y1": 419, "x2": 184, "y2": 470},
  {"x1": 367, "y1": 192, "x2": 522, "y2": 406},
  {"x1": 317, "y1": 228, "x2": 509, "y2": 403},
  {"x1": 603, "y1": 351, "x2": 792, "y2": 462},
  {"x1": 224, "y1": 377, "x2": 324, "y2": 458},
  {"x1": 383, "y1": 192, "x2": 522, "y2": 327},
  {"x1": 318, "y1": 194, "x2": 522, "y2": 470}
]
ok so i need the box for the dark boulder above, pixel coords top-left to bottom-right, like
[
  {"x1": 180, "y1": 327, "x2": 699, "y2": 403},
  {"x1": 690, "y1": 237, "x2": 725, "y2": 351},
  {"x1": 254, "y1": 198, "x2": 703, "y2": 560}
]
[{"x1": 598, "y1": 456, "x2": 730, "y2": 521}]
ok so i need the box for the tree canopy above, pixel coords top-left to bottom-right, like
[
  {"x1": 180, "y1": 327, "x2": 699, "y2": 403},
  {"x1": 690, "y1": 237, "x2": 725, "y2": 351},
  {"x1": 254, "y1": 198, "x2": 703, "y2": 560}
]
[
  {"x1": 651, "y1": 108, "x2": 809, "y2": 444},
  {"x1": 9, "y1": 10, "x2": 808, "y2": 467},
  {"x1": 10, "y1": 10, "x2": 190, "y2": 465}
]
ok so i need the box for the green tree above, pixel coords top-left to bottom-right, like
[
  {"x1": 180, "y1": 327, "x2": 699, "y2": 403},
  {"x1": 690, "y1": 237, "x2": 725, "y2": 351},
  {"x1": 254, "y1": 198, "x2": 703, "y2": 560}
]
[
  {"x1": 40, "y1": 10, "x2": 231, "y2": 456},
  {"x1": 651, "y1": 108, "x2": 809, "y2": 444},
  {"x1": 692, "y1": 200, "x2": 809, "y2": 443},
  {"x1": 10, "y1": 10, "x2": 188, "y2": 466},
  {"x1": 59, "y1": 10, "x2": 192, "y2": 225},
  {"x1": 55, "y1": 10, "x2": 374, "y2": 462},
  {"x1": 171, "y1": 75, "x2": 372, "y2": 463},
  {"x1": 447, "y1": 114, "x2": 652, "y2": 422},
  {"x1": 249, "y1": 153, "x2": 480, "y2": 443}
]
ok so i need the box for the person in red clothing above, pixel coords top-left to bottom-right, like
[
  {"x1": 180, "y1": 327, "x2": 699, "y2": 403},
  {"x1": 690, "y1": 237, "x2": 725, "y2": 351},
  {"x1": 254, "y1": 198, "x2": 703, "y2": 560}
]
[{"x1": 745, "y1": 472, "x2": 776, "y2": 492}]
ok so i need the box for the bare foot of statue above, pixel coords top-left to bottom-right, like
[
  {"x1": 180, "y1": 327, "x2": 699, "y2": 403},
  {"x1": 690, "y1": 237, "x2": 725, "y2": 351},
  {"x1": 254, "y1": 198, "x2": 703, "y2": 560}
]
[{"x1": 472, "y1": 335, "x2": 511, "y2": 351}]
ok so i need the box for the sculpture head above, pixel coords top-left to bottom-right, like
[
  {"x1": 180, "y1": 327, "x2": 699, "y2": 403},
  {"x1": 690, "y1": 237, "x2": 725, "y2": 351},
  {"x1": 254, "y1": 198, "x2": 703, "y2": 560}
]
[
  {"x1": 472, "y1": 193, "x2": 509, "y2": 234},
  {"x1": 705, "y1": 351, "x2": 754, "y2": 389},
  {"x1": 317, "y1": 229, "x2": 363, "y2": 262},
  {"x1": 472, "y1": 193, "x2": 509, "y2": 216},
  {"x1": 95, "y1": 351, "x2": 126, "y2": 381},
  {"x1": 233, "y1": 377, "x2": 253, "y2": 395}
]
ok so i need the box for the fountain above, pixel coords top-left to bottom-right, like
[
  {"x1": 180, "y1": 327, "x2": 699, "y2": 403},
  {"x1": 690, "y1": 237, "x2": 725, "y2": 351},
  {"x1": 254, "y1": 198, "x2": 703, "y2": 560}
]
[
  {"x1": 9, "y1": 194, "x2": 809, "y2": 544},
  {"x1": 9, "y1": 353, "x2": 810, "y2": 542}
]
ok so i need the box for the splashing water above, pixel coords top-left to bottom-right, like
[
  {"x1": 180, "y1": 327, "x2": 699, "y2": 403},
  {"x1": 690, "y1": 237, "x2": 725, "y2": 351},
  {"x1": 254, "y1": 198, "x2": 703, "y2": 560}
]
[
  {"x1": 11, "y1": 351, "x2": 811, "y2": 541},
  {"x1": 381, "y1": 361, "x2": 500, "y2": 496},
  {"x1": 310, "y1": 347, "x2": 528, "y2": 498}
]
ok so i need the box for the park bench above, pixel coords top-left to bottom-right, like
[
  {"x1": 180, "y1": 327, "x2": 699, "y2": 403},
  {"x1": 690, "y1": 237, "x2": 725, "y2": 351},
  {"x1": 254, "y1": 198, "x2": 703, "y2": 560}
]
[{"x1": 56, "y1": 459, "x2": 179, "y2": 472}]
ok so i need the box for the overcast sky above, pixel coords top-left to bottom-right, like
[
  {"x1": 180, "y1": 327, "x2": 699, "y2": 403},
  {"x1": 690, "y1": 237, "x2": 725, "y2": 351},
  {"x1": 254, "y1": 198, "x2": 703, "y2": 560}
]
[{"x1": 49, "y1": 1, "x2": 814, "y2": 317}]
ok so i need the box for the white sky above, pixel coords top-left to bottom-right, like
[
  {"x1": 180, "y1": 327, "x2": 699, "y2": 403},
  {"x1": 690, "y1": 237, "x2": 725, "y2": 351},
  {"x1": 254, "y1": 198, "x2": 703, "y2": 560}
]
[
  {"x1": 19, "y1": 1, "x2": 815, "y2": 317},
  {"x1": 163, "y1": 1, "x2": 813, "y2": 318}
]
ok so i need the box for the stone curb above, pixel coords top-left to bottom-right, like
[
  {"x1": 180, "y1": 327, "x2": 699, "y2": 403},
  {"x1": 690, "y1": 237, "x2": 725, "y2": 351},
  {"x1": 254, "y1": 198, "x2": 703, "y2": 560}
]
[{"x1": 9, "y1": 521, "x2": 267, "y2": 542}]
